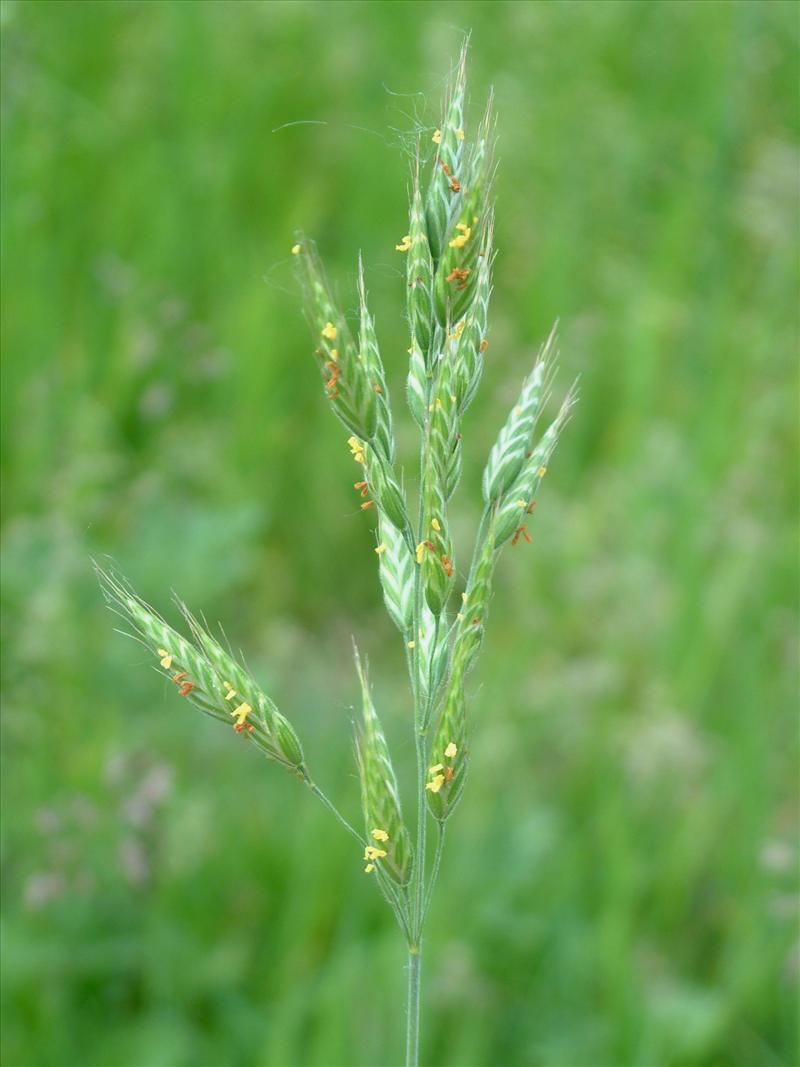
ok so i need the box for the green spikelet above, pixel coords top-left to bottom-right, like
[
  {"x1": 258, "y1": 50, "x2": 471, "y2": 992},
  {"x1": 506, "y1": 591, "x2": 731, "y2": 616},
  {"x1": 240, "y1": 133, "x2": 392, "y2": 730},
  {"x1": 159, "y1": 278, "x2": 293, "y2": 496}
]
[
  {"x1": 425, "y1": 678, "x2": 468, "y2": 823},
  {"x1": 406, "y1": 161, "x2": 434, "y2": 359},
  {"x1": 494, "y1": 383, "x2": 578, "y2": 547},
  {"x1": 357, "y1": 439, "x2": 411, "y2": 540},
  {"x1": 376, "y1": 515, "x2": 415, "y2": 634},
  {"x1": 453, "y1": 518, "x2": 496, "y2": 679},
  {"x1": 353, "y1": 646, "x2": 413, "y2": 885},
  {"x1": 432, "y1": 92, "x2": 494, "y2": 328},
  {"x1": 177, "y1": 601, "x2": 305, "y2": 768},
  {"x1": 416, "y1": 354, "x2": 461, "y2": 615},
  {"x1": 418, "y1": 476, "x2": 454, "y2": 617},
  {"x1": 482, "y1": 325, "x2": 557, "y2": 504},
  {"x1": 406, "y1": 336, "x2": 429, "y2": 429},
  {"x1": 357, "y1": 257, "x2": 394, "y2": 465},
  {"x1": 452, "y1": 222, "x2": 493, "y2": 414},
  {"x1": 430, "y1": 358, "x2": 463, "y2": 501},
  {"x1": 417, "y1": 602, "x2": 450, "y2": 714},
  {"x1": 96, "y1": 565, "x2": 306, "y2": 775},
  {"x1": 293, "y1": 236, "x2": 377, "y2": 444},
  {"x1": 432, "y1": 213, "x2": 487, "y2": 330},
  {"x1": 425, "y1": 43, "x2": 468, "y2": 263}
]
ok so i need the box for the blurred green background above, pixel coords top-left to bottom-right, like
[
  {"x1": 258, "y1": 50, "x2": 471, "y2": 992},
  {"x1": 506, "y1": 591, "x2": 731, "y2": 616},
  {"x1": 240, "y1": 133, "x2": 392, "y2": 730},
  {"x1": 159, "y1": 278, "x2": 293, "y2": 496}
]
[{"x1": 2, "y1": 1, "x2": 798, "y2": 1065}]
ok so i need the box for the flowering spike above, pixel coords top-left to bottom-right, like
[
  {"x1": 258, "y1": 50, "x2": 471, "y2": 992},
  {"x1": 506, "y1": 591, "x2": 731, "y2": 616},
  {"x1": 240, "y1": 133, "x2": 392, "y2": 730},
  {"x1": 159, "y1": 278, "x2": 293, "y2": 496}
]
[
  {"x1": 95, "y1": 564, "x2": 306, "y2": 775},
  {"x1": 352, "y1": 645, "x2": 413, "y2": 886}
]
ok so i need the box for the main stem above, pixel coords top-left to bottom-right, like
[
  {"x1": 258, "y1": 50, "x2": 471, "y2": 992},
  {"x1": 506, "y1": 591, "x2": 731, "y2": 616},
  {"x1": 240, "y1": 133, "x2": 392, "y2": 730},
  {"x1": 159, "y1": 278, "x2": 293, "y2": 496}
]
[
  {"x1": 405, "y1": 944, "x2": 422, "y2": 1067},
  {"x1": 405, "y1": 381, "x2": 431, "y2": 1067},
  {"x1": 406, "y1": 577, "x2": 427, "y2": 1066}
]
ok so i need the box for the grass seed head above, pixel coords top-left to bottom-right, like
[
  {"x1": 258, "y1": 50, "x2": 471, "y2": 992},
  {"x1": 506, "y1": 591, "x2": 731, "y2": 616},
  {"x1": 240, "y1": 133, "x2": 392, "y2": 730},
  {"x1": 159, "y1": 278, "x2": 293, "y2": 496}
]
[
  {"x1": 425, "y1": 41, "x2": 469, "y2": 263},
  {"x1": 357, "y1": 257, "x2": 395, "y2": 465},
  {"x1": 406, "y1": 161, "x2": 435, "y2": 359},
  {"x1": 353, "y1": 645, "x2": 413, "y2": 885},
  {"x1": 294, "y1": 236, "x2": 378, "y2": 444},
  {"x1": 426, "y1": 680, "x2": 468, "y2": 822},
  {"x1": 482, "y1": 324, "x2": 557, "y2": 504},
  {"x1": 376, "y1": 515, "x2": 415, "y2": 634},
  {"x1": 96, "y1": 564, "x2": 306, "y2": 775}
]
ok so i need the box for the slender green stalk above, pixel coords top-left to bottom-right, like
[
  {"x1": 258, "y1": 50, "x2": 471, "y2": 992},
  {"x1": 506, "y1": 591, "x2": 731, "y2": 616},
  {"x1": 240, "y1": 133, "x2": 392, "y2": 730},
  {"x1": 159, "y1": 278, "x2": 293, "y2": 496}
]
[
  {"x1": 406, "y1": 945, "x2": 422, "y2": 1067},
  {"x1": 423, "y1": 823, "x2": 446, "y2": 923},
  {"x1": 412, "y1": 726, "x2": 428, "y2": 941},
  {"x1": 306, "y1": 780, "x2": 365, "y2": 846}
]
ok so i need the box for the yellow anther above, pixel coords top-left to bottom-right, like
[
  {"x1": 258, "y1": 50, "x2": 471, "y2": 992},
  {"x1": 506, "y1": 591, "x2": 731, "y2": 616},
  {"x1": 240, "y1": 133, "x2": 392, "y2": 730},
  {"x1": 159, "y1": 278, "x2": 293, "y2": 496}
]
[
  {"x1": 516, "y1": 499, "x2": 528, "y2": 508},
  {"x1": 231, "y1": 703, "x2": 252, "y2": 726},
  {"x1": 330, "y1": 348, "x2": 339, "y2": 361},
  {"x1": 432, "y1": 129, "x2": 442, "y2": 144},
  {"x1": 538, "y1": 466, "x2": 547, "y2": 477},
  {"x1": 364, "y1": 845, "x2": 387, "y2": 861},
  {"x1": 407, "y1": 641, "x2": 416, "y2": 649},
  {"x1": 291, "y1": 243, "x2": 301, "y2": 255},
  {"x1": 364, "y1": 863, "x2": 375, "y2": 874},
  {"x1": 395, "y1": 234, "x2": 412, "y2": 252},
  {"x1": 456, "y1": 222, "x2": 470, "y2": 233},
  {"x1": 472, "y1": 215, "x2": 479, "y2": 224},
  {"x1": 455, "y1": 128, "x2": 465, "y2": 140},
  {"x1": 157, "y1": 649, "x2": 173, "y2": 669},
  {"x1": 429, "y1": 763, "x2": 444, "y2": 774},
  {"x1": 348, "y1": 436, "x2": 366, "y2": 463},
  {"x1": 321, "y1": 322, "x2": 337, "y2": 341},
  {"x1": 374, "y1": 543, "x2": 387, "y2": 555},
  {"x1": 444, "y1": 742, "x2": 458, "y2": 759},
  {"x1": 425, "y1": 774, "x2": 445, "y2": 794},
  {"x1": 431, "y1": 518, "x2": 441, "y2": 532},
  {"x1": 371, "y1": 828, "x2": 389, "y2": 842},
  {"x1": 225, "y1": 688, "x2": 238, "y2": 701}
]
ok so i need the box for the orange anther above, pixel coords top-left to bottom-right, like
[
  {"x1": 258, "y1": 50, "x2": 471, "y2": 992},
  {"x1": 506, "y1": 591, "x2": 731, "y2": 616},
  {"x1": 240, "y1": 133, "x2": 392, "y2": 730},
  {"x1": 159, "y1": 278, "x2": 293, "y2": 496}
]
[{"x1": 512, "y1": 524, "x2": 532, "y2": 546}]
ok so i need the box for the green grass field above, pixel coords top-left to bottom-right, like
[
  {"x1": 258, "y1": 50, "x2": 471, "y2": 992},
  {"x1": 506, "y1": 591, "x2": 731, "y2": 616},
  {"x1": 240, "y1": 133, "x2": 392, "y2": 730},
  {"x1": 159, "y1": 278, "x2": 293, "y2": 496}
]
[{"x1": 2, "y1": 2, "x2": 798, "y2": 1065}]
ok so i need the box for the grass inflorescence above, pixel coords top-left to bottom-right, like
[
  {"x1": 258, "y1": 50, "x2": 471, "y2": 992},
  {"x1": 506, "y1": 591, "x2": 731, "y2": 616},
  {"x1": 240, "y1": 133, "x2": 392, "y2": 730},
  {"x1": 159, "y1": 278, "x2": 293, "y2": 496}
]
[{"x1": 97, "y1": 41, "x2": 576, "y2": 1067}]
